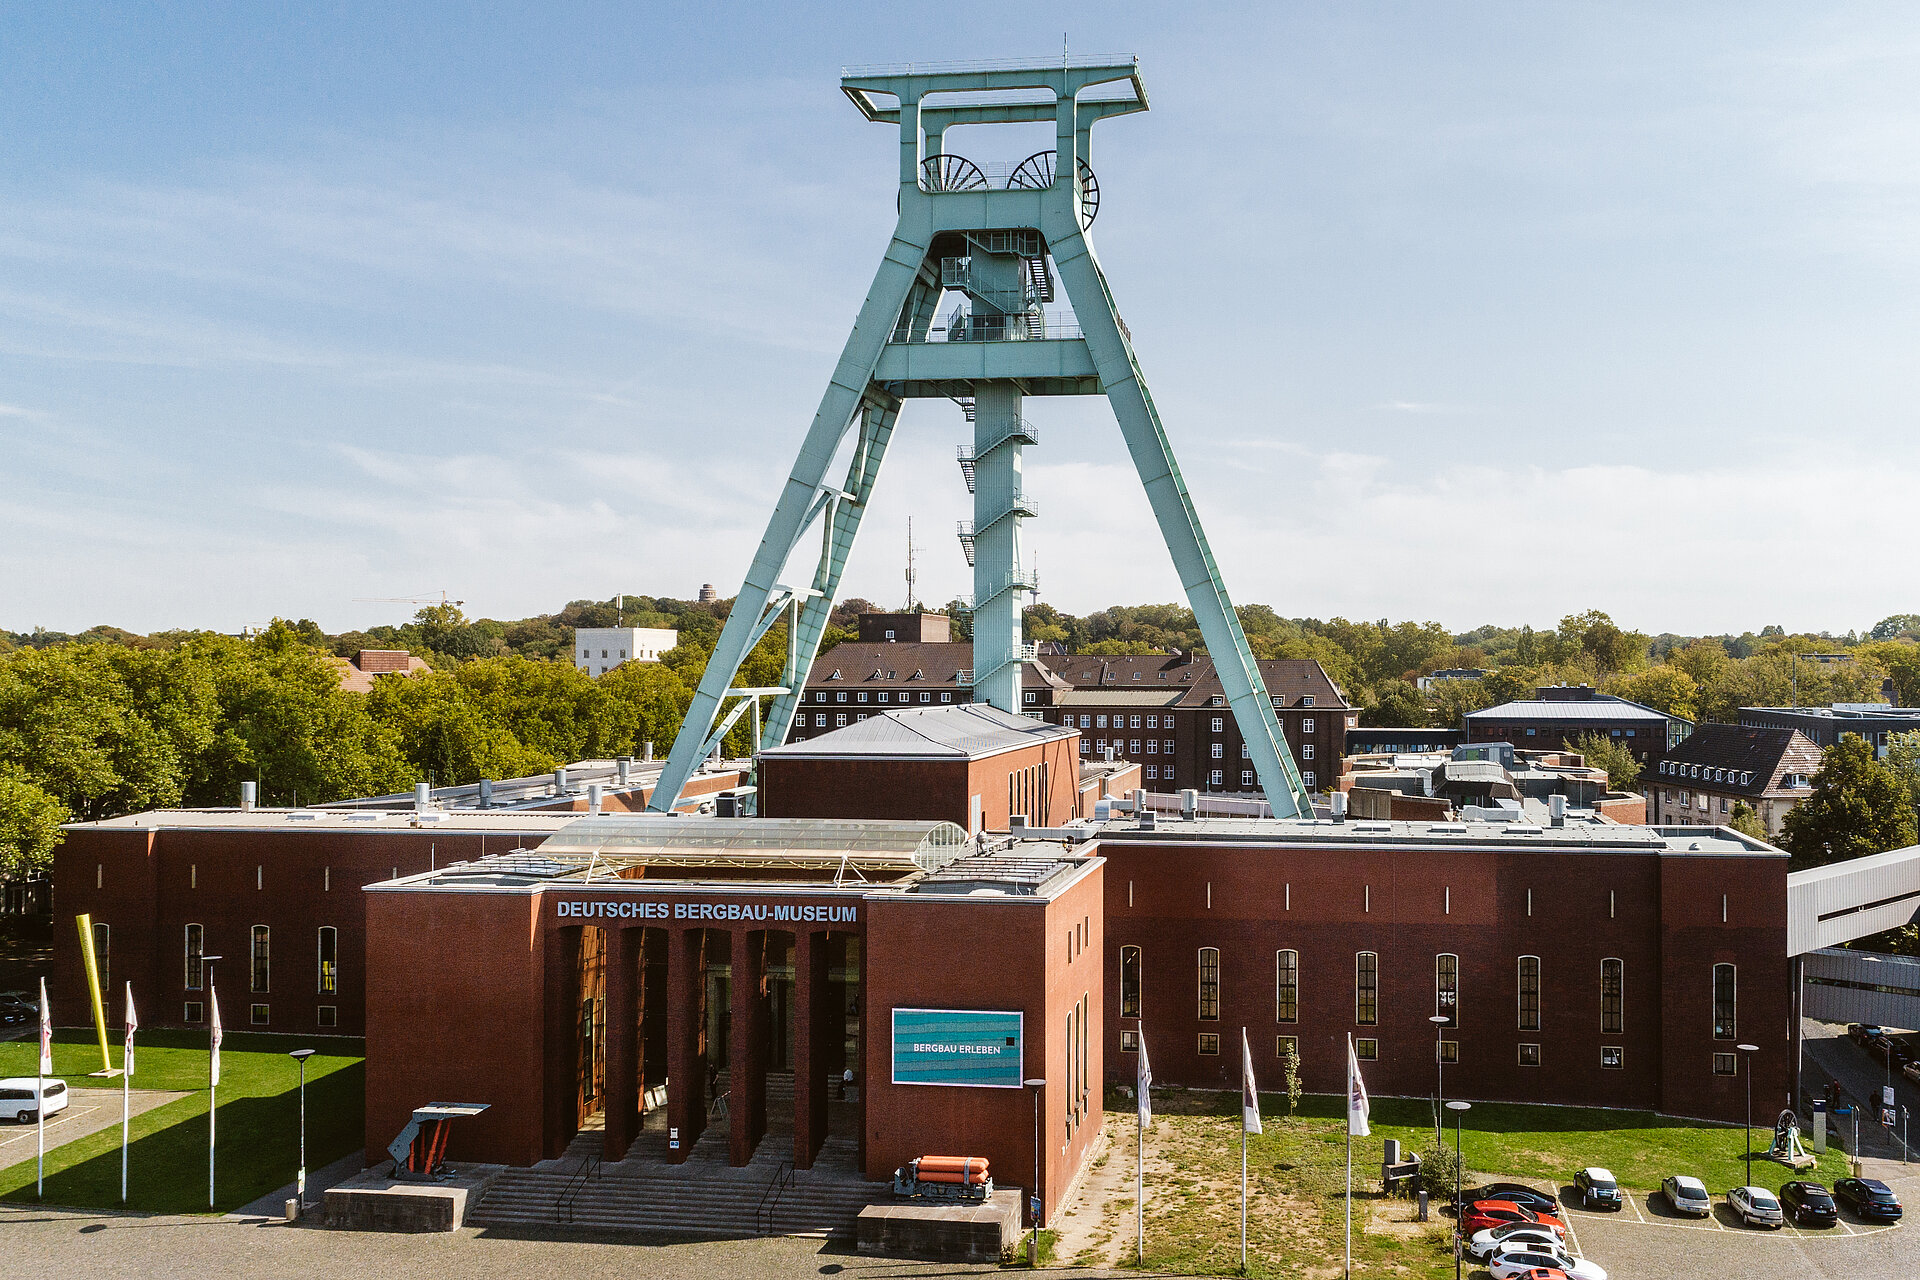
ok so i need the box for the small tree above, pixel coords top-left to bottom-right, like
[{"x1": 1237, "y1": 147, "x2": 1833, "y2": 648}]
[
  {"x1": 1728, "y1": 801, "x2": 1769, "y2": 842},
  {"x1": 1417, "y1": 1143, "x2": 1463, "y2": 1203},
  {"x1": 1282, "y1": 1040, "x2": 1302, "y2": 1116},
  {"x1": 1565, "y1": 731, "x2": 1642, "y2": 793},
  {"x1": 1782, "y1": 734, "x2": 1918, "y2": 869}
]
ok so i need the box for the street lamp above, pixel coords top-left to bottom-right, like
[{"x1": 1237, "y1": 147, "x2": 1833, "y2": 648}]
[
  {"x1": 1024, "y1": 1078, "x2": 1046, "y2": 1268},
  {"x1": 289, "y1": 1049, "x2": 316, "y2": 1209},
  {"x1": 1446, "y1": 1100, "x2": 1471, "y2": 1280},
  {"x1": 1738, "y1": 1043, "x2": 1760, "y2": 1174},
  {"x1": 1429, "y1": 1014, "x2": 1450, "y2": 1145}
]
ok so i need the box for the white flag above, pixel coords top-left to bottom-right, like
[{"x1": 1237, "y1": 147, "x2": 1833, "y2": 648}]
[
  {"x1": 209, "y1": 987, "x2": 223, "y2": 1087},
  {"x1": 1346, "y1": 1036, "x2": 1371, "y2": 1138},
  {"x1": 1241, "y1": 1029, "x2": 1263, "y2": 1135},
  {"x1": 1136, "y1": 1029, "x2": 1152, "y2": 1128},
  {"x1": 37, "y1": 978, "x2": 52, "y2": 1077},
  {"x1": 124, "y1": 982, "x2": 138, "y2": 1079}
]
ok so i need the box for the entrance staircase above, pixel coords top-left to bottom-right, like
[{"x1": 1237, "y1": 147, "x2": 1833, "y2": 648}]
[{"x1": 466, "y1": 1074, "x2": 886, "y2": 1237}]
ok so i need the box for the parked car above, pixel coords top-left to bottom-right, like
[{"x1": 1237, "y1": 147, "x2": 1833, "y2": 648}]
[
  {"x1": 1659, "y1": 1175, "x2": 1712, "y2": 1217},
  {"x1": 1462, "y1": 1202, "x2": 1567, "y2": 1236},
  {"x1": 1487, "y1": 1250, "x2": 1597, "y2": 1280},
  {"x1": 1467, "y1": 1182, "x2": 1561, "y2": 1214},
  {"x1": 0, "y1": 1079, "x2": 69, "y2": 1124},
  {"x1": 1834, "y1": 1177, "x2": 1904, "y2": 1221},
  {"x1": 1779, "y1": 1181, "x2": 1838, "y2": 1227},
  {"x1": 1728, "y1": 1186, "x2": 1785, "y2": 1229},
  {"x1": 1903, "y1": 1061, "x2": 1920, "y2": 1087},
  {"x1": 1849, "y1": 1022, "x2": 1884, "y2": 1045},
  {"x1": 1466, "y1": 1223, "x2": 1567, "y2": 1262},
  {"x1": 1488, "y1": 1240, "x2": 1608, "y2": 1280},
  {"x1": 1573, "y1": 1167, "x2": 1623, "y2": 1210}
]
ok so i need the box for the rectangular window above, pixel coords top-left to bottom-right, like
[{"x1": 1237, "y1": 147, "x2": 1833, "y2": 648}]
[
  {"x1": 1210, "y1": 770, "x2": 1223, "y2": 785},
  {"x1": 1275, "y1": 950, "x2": 1298, "y2": 1023},
  {"x1": 1131, "y1": 739, "x2": 1142, "y2": 754},
  {"x1": 1601, "y1": 1045, "x2": 1623, "y2": 1069},
  {"x1": 1199, "y1": 1033, "x2": 1220, "y2": 1055},
  {"x1": 920, "y1": 692, "x2": 930, "y2": 703},
  {"x1": 318, "y1": 926, "x2": 338, "y2": 996},
  {"x1": 1097, "y1": 715, "x2": 1108, "y2": 728},
  {"x1": 1712, "y1": 1052, "x2": 1737, "y2": 1075},
  {"x1": 1146, "y1": 739, "x2": 1158, "y2": 753},
  {"x1": 250, "y1": 1004, "x2": 269, "y2": 1026},
  {"x1": 1518, "y1": 956, "x2": 1541, "y2": 1031},
  {"x1": 1121, "y1": 1029, "x2": 1139, "y2": 1052},
  {"x1": 836, "y1": 692, "x2": 847, "y2": 702},
  {"x1": 184, "y1": 1001, "x2": 204, "y2": 1023},
  {"x1": 1518, "y1": 1043, "x2": 1541, "y2": 1067},
  {"x1": 1240, "y1": 743, "x2": 1250, "y2": 758},
  {"x1": 1120, "y1": 945, "x2": 1141, "y2": 1019},
  {"x1": 318, "y1": 1005, "x2": 338, "y2": 1028},
  {"x1": 1302, "y1": 695, "x2": 1314, "y2": 707},
  {"x1": 878, "y1": 691, "x2": 890, "y2": 703},
  {"x1": 1146, "y1": 715, "x2": 1159, "y2": 729},
  {"x1": 857, "y1": 692, "x2": 867, "y2": 702},
  {"x1": 1163, "y1": 739, "x2": 1175, "y2": 753},
  {"x1": 1356, "y1": 952, "x2": 1379, "y2": 1026},
  {"x1": 1241, "y1": 770, "x2": 1254, "y2": 786},
  {"x1": 1303, "y1": 718, "x2": 1315, "y2": 733},
  {"x1": 185, "y1": 923, "x2": 204, "y2": 991},
  {"x1": 1438, "y1": 1040, "x2": 1459, "y2": 1063},
  {"x1": 251, "y1": 925, "x2": 271, "y2": 994},
  {"x1": 1277, "y1": 1034, "x2": 1298, "y2": 1062},
  {"x1": 1211, "y1": 744, "x2": 1224, "y2": 759},
  {"x1": 1145, "y1": 765, "x2": 1157, "y2": 779},
  {"x1": 1600, "y1": 958, "x2": 1624, "y2": 1034},
  {"x1": 1435, "y1": 954, "x2": 1458, "y2": 1028},
  {"x1": 941, "y1": 692, "x2": 951, "y2": 703},
  {"x1": 1211, "y1": 717, "x2": 1224, "y2": 733},
  {"x1": 1130, "y1": 715, "x2": 1142, "y2": 729},
  {"x1": 1355, "y1": 1038, "x2": 1377, "y2": 1060},
  {"x1": 836, "y1": 714, "x2": 847, "y2": 726},
  {"x1": 1712, "y1": 963, "x2": 1737, "y2": 1040},
  {"x1": 1198, "y1": 948, "x2": 1220, "y2": 1020},
  {"x1": 1302, "y1": 771, "x2": 1315, "y2": 788}
]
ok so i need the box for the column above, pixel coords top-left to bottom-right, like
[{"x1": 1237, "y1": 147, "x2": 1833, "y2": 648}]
[
  {"x1": 541, "y1": 923, "x2": 579, "y2": 1161},
  {"x1": 792, "y1": 928, "x2": 828, "y2": 1169},
  {"x1": 664, "y1": 927, "x2": 705, "y2": 1163},
  {"x1": 602, "y1": 926, "x2": 641, "y2": 1160},
  {"x1": 730, "y1": 928, "x2": 769, "y2": 1166}
]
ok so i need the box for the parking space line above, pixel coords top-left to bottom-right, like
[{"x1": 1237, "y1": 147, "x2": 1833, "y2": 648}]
[
  {"x1": 0, "y1": 1105, "x2": 100, "y2": 1151},
  {"x1": 1623, "y1": 1192, "x2": 1646, "y2": 1224}
]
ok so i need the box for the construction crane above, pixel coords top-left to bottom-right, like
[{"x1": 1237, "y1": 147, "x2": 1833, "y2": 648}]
[{"x1": 353, "y1": 590, "x2": 465, "y2": 609}]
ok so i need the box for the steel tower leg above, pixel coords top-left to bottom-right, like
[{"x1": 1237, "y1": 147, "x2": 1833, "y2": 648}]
[
  {"x1": 646, "y1": 237, "x2": 928, "y2": 813},
  {"x1": 1046, "y1": 226, "x2": 1311, "y2": 816},
  {"x1": 970, "y1": 383, "x2": 1029, "y2": 713}
]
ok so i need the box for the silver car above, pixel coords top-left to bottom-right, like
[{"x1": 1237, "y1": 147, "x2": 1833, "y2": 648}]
[
  {"x1": 1661, "y1": 1174, "x2": 1712, "y2": 1217},
  {"x1": 1729, "y1": 1185, "x2": 1784, "y2": 1229}
]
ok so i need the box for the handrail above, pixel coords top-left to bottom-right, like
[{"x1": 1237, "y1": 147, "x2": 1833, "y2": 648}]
[
  {"x1": 556, "y1": 1152, "x2": 601, "y2": 1224},
  {"x1": 890, "y1": 311, "x2": 1082, "y2": 344},
  {"x1": 757, "y1": 1159, "x2": 797, "y2": 1234},
  {"x1": 708, "y1": 1089, "x2": 731, "y2": 1121}
]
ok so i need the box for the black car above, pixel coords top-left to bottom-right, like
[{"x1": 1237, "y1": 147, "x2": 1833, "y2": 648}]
[
  {"x1": 1780, "y1": 1181, "x2": 1838, "y2": 1227},
  {"x1": 1464, "y1": 1183, "x2": 1560, "y2": 1214},
  {"x1": 1574, "y1": 1167, "x2": 1624, "y2": 1210},
  {"x1": 1834, "y1": 1178, "x2": 1904, "y2": 1221}
]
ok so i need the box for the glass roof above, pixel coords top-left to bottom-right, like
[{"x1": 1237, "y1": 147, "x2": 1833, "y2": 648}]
[{"x1": 536, "y1": 815, "x2": 973, "y2": 874}]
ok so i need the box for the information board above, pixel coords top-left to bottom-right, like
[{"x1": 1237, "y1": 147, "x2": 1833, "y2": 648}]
[{"x1": 891, "y1": 1008, "x2": 1024, "y2": 1088}]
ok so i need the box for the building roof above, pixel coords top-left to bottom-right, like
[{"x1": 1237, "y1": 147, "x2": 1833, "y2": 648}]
[
  {"x1": 1093, "y1": 815, "x2": 1773, "y2": 856},
  {"x1": 910, "y1": 844, "x2": 1087, "y2": 896},
  {"x1": 1466, "y1": 695, "x2": 1678, "y2": 725},
  {"x1": 326, "y1": 650, "x2": 430, "y2": 693},
  {"x1": 759, "y1": 703, "x2": 1075, "y2": 761},
  {"x1": 1651, "y1": 723, "x2": 1821, "y2": 797},
  {"x1": 62, "y1": 808, "x2": 576, "y2": 834},
  {"x1": 535, "y1": 814, "x2": 972, "y2": 875},
  {"x1": 1743, "y1": 704, "x2": 1920, "y2": 722},
  {"x1": 1053, "y1": 689, "x2": 1186, "y2": 707}
]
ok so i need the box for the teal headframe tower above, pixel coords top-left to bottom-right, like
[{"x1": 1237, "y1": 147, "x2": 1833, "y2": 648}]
[{"x1": 648, "y1": 56, "x2": 1312, "y2": 818}]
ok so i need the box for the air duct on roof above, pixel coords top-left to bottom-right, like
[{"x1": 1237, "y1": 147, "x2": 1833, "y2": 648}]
[
  {"x1": 239, "y1": 781, "x2": 256, "y2": 812},
  {"x1": 617, "y1": 757, "x2": 633, "y2": 785},
  {"x1": 1550, "y1": 794, "x2": 1567, "y2": 827},
  {"x1": 478, "y1": 778, "x2": 493, "y2": 809},
  {"x1": 554, "y1": 767, "x2": 569, "y2": 795},
  {"x1": 588, "y1": 783, "x2": 604, "y2": 815},
  {"x1": 414, "y1": 783, "x2": 431, "y2": 813},
  {"x1": 1331, "y1": 790, "x2": 1348, "y2": 823}
]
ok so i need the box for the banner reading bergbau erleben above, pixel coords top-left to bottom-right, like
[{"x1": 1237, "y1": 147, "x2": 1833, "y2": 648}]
[{"x1": 891, "y1": 1009, "x2": 1024, "y2": 1088}]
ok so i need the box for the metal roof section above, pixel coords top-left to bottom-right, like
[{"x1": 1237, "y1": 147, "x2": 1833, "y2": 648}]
[
  {"x1": 758, "y1": 703, "x2": 1074, "y2": 760},
  {"x1": 1052, "y1": 689, "x2": 1186, "y2": 707},
  {"x1": 1466, "y1": 698, "x2": 1675, "y2": 723},
  {"x1": 910, "y1": 845, "x2": 1088, "y2": 897},
  {"x1": 536, "y1": 814, "x2": 973, "y2": 876},
  {"x1": 1094, "y1": 816, "x2": 1773, "y2": 856},
  {"x1": 61, "y1": 808, "x2": 578, "y2": 834},
  {"x1": 1800, "y1": 946, "x2": 1920, "y2": 1028},
  {"x1": 1788, "y1": 844, "x2": 1920, "y2": 956}
]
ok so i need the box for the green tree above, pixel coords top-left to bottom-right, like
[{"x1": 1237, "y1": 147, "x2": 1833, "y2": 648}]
[
  {"x1": 1565, "y1": 731, "x2": 1642, "y2": 793},
  {"x1": 0, "y1": 768, "x2": 68, "y2": 879},
  {"x1": 1781, "y1": 734, "x2": 1918, "y2": 870},
  {"x1": 1728, "y1": 801, "x2": 1769, "y2": 842},
  {"x1": 1362, "y1": 682, "x2": 1426, "y2": 728},
  {"x1": 1556, "y1": 610, "x2": 1648, "y2": 681},
  {"x1": 1870, "y1": 615, "x2": 1920, "y2": 642},
  {"x1": 1608, "y1": 667, "x2": 1700, "y2": 722},
  {"x1": 1864, "y1": 642, "x2": 1920, "y2": 707}
]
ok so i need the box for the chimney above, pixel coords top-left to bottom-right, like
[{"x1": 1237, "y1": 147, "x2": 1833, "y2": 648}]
[
  {"x1": 1331, "y1": 790, "x2": 1348, "y2": 823},
  {"x1": 617, "y1": 757, "x2": 633, "y2": 785},
  {"x1": 478, "y1": 778, "x2": 493, "y2": 809},
  {"x1": 1550, "y1": 794, "x2": 1567, "y2": 827},
  {"x1": 414, "y1": 783, "x2": 431, "y2": 813},
  {"x1": 588, "y1": 784, "x2": 605, "y2": 815},
  {"x1": 239, "y1": 781, "x2": 256, "y2": 812},
  {"x1": 553, "y1": 767, "x2": 569, "y2": 795},
  {"x1": 1132, "y1": 788, "x2": 1147, "y2": 815},
  {"x1": 643, "y1": 741, "x2": 655, "y2": 762}
]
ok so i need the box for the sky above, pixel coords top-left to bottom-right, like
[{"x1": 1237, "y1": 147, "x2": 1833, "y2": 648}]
[{"x1": 4, "y1": 3, "x2": 1918, "y2": 638}]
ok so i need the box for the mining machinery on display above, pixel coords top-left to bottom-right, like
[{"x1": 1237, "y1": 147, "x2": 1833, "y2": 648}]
[{"x1": 649, "y1": 56, "x2": 1311, "y2": 817}]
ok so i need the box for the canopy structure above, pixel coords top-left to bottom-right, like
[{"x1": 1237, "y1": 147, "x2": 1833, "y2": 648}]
[{"x1": 520, "y1": 814, "x2": 974, "y2": 879}]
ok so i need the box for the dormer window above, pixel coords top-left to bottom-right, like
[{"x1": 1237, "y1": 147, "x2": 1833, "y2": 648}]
[
  {"x1": 829, "y1": 669, "x2": 842, "y2": 680},
  {"x1": 1302, "y1": 695, "x2": 1314, "y2": 707},
  {"x1": 1133, "y1": 672, "x2": 1142, "y2": 680},
  {"x1": 1210, "y1": 695, "x2": 1225, "y2": 707},
  {"x1": 911, "y1": 669, "x2": 924, "y2": 680}
]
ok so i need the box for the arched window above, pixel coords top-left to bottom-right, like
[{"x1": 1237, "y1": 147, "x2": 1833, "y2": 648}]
[
  {"x1": 1712, "y1": 963, "x2": 1737, "y2": 1040},
  {"x1": 1198, "y1": 948, "x2": 1220, "y2": 1021},
  {"x1": 1517, "y1": 956, "x2": 1541, "y2": 1031},
  {"x1": 1355, "y1": 952, "x2": 1378, "y2": 1026},
  {"x1": 184, "y1": 923, "x2": 204, "y2": 990},
  {"x1": 1120, "y1": 946, "x2": 1141, "y2": 1019},
  {"x1": 318, "y1": 927, "x2": 339, "y2": 996},
  {"x1": 1600, "y1": 958, "x2": 1624, "y2": 1035},
  {"x1": 1275, "y1": 950, "x2": 1299, "y2": 1024},
  {"x1": 1435, "y1": 953, "x2": 1459, "y2": 1028}
]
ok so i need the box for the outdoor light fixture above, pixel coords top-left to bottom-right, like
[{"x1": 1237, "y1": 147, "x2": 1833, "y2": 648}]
[
  {"x1": 1025, "y1": 1077, "x2": 1046, "y2": 1266},
  {"x1": 1737, "y1": 1043, "x2": 1760, "y2": 1171},
  {"x1": 1445, "y1": 1100, "x2": 1471, "y2": 1280},
  {"x1": 289, "y1": 1048, "x2": 316, "y2": 1209}
]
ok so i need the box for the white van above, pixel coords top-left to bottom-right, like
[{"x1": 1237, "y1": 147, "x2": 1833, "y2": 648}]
[{"x1": 0, "y1": 1078, "x2": 70, "y2": 1123}]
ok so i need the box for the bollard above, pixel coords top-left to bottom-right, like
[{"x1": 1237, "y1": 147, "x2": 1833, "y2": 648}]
[
  {"x1": 284, "y1": 1197, "x2": 299, "y2": 1222},
  {"x1": 1417, "y1": 1189, "x2": 1429, "y2": 1221}
]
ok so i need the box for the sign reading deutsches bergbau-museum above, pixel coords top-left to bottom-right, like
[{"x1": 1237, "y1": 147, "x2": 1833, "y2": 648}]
[
  {"x1": 555, "y1": 899, "x2": 857, "y2": 923},
  {"x1": 891, "y1": 1008, "x2": 1024, "y2": 1088}
]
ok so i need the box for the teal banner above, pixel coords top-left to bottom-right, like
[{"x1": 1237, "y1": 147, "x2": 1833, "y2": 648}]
[{"x1": 891, "y1": 1008, "x2": 1024, "y2": 1088}]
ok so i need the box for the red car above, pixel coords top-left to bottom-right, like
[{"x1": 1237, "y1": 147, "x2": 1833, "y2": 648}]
[
  {"x1": 1461, "y1": 1201, "x2": 1569, "y2": 1237},
  {"x1": 1508, "y1": 1271, "x2": 1569, "y2": 1280}
]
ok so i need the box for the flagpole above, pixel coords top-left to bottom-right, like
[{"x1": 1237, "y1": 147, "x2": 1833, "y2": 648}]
[
  {"x1": 36, "y1": 978, "x2": 49, "y2": 1199},
  {"x1": 1345, "y1": 1034, "x2": 1353, "y2": 1280},
  {"x1": 122, "y1": 980, "x2": 134, "y2": 1205},
  {"x1": 1136, "y1": 1022, "x2": 1149, "y2": 1266}
]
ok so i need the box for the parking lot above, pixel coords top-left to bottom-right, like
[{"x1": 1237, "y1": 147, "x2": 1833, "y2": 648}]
[{"x1": 0, "y1": 1088, "x2": 188, "y2": 1173}]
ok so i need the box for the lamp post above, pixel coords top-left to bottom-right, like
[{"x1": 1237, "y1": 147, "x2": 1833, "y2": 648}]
[
  {"x1": 1429, "y1": 1014, "x2": 1450, "y2": 1145},
  {"x1": 1738, "y1": 1043, "x2": 1760, "y2": 1174},
  {"x1": 1446, "y1": 1100, "x2": 1470, "y2": 1280},
  {"x1": 1025, "y1": 1077, "x2": 1046, "y2": 1267},
  {"x1": 289, "y1": 1049, "x2": 316, "y2": 1209}
]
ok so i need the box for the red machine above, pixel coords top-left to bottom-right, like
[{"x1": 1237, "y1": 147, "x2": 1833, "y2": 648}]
[{"x1": 893, "y1": 1154, "x2": 993, "y2": 1203}]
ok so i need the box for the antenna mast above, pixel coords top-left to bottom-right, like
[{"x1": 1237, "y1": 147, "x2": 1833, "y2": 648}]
[{"x1": 905, "y1": 517, "x2": 918, "y2": 610}]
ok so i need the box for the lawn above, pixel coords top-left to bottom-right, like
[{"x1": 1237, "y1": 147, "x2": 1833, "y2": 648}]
[
  {"x1": 0, "y1": 1026, "x2": 364, "y2": 1213},
  {"x1": 1091, "y1": 1086, "x2": 1850, "y2": 1277}
]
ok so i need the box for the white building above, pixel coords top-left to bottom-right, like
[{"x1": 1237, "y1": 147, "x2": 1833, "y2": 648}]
[{"x1": 574, "y1": 627, "x2": 678, "y2": 676}]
